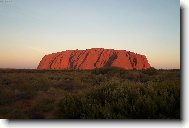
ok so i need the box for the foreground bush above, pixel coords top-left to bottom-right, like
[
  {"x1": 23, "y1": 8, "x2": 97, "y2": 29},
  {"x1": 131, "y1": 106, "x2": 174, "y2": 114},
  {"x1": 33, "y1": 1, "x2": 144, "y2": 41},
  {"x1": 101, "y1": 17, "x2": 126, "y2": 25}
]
[{"x1": 0, "y1": 68, "x2": 180, "y2": 119}]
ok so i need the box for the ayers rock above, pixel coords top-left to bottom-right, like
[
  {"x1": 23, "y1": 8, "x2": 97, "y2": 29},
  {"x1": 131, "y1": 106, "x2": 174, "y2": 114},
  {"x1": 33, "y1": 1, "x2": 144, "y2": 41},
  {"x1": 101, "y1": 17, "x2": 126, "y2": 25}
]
[{"x1": 37, "y1": 48, "x2": 151, "y2": 70}]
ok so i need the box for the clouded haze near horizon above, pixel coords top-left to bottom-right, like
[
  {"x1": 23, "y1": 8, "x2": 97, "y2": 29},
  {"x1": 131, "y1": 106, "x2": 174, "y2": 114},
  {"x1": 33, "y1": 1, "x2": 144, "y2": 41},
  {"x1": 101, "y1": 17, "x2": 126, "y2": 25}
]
[{"x1": 0, "y1": 0, "x2": 180, "y2": 69}]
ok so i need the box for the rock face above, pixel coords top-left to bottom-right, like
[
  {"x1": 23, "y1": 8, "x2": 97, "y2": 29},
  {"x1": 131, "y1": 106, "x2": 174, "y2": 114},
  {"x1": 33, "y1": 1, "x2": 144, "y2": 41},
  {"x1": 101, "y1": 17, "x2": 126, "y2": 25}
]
[{"x1": 37, "y1": 48, "x2": 151, "y2": 70}]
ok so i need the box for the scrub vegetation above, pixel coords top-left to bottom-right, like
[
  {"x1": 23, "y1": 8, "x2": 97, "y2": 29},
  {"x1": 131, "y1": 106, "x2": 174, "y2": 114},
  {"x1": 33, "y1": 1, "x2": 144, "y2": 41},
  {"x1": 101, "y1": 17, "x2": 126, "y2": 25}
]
[{"x1": 0, "y1": 67, "x2": 180, "y2": 119}]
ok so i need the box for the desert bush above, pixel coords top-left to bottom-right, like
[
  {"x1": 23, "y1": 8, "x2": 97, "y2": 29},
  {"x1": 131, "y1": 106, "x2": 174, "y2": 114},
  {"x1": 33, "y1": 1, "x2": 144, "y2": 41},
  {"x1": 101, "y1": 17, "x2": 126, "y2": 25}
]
[
  {"x1": 28, "y1": 97, "x2": 55, "y2": 119},
  {"x1": 0, "y1": 88, "x2": 15, "y2": 105},
  {"x1": 30, "y1": 97, "x2": 55, "y2": 113},
  {"x1": 55, "y1": 95, "x2": 83, "y2": 119},
  {"x1": 0, "y1": 69, "x2": 180, "y2": 119},
  {"x1": 0, "y1": 108, "x2": 28, "y2": 119},
  {"x1": 54, "y1": 80, "x2": 75, "y2": 91},
  {"x1": 92, "y1": 67, "x2": 125, "y2": 76},
  {"x1": 142, "y1": 67, "x2": 157, "y2": 75}
]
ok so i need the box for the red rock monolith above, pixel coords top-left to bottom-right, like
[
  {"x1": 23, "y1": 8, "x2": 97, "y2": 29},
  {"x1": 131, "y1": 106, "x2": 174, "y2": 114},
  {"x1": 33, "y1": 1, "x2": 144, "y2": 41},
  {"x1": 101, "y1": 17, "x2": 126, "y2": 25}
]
[{"x1": 37, "y1": 48, "x2": 151, "y2": 70}]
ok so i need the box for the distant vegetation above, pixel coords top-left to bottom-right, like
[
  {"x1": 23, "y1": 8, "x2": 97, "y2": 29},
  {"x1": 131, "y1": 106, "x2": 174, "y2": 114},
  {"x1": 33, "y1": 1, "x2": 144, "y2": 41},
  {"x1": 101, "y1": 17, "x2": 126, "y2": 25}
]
[{"x1": 0, "y1": 67, "x2": 180, "y2": 119}]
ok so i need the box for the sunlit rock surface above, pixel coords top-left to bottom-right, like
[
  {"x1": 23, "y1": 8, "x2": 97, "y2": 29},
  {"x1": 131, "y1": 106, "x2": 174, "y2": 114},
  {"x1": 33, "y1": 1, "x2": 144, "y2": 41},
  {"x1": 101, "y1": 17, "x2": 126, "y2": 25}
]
[{"x1": 37, "y1": 48, "x2": 151, "y2": 70}]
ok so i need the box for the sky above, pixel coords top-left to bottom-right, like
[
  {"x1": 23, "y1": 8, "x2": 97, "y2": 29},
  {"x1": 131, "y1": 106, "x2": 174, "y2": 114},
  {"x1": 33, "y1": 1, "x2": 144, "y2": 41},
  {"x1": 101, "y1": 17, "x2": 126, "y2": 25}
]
[{"x1": 0, "y1": 0, "x2": 180, "y2": 69}]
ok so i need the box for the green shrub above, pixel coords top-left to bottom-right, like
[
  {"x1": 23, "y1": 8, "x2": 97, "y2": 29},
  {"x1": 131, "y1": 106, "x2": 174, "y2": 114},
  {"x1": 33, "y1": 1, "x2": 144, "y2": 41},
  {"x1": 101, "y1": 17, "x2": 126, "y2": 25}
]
[
  {"x1": 0, "y1": 88, "x2": 15, "y2": 105},
  {"x1": 0, "y1": 108, "x2": 28, "y2": 119},
  {"x1": 142, "y1": 67, "x2": 157, "y2": 75},
  {"x1": 55, "y1": 95, "x2": 83, "y2": 119},
  {"x1": 92, "y1": 67, "x2": 125, "y2": 76},
  {"x1": 0, "y1": 69, "x2": 180, "y2": 119}
]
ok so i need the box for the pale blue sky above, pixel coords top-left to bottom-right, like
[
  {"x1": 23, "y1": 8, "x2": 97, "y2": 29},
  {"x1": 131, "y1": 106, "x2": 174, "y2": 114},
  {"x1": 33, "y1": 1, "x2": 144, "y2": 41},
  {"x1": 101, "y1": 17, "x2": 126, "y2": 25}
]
[{"x1": 0, "y1": 0, "x2": 180, "y2": 69}]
